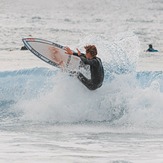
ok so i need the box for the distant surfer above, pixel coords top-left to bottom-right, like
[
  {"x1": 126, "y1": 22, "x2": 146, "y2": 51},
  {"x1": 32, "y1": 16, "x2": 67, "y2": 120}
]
[
  {"x1": 20, "y1": 46, "x2": 28, "y2": 50},
  {"x1": 65, "y1": 45, "x2": 104, "y2": 90},
  {"x1": 146, "y1": 44, "x2": 158, "y2": 52}
]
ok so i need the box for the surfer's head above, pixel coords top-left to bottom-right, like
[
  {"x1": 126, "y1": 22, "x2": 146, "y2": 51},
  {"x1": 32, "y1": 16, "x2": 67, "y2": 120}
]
[
  {"x1": 149, "y1": 44, "x2": 153, "y2": 48},
  {"x1": 84, "y1": 45, "x2": 97, "y2": 58}
]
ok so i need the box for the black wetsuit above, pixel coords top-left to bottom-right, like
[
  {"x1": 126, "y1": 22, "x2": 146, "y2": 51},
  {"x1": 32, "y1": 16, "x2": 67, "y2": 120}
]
[
  {"x1": 146, "y1": 48, "x2": 158, "y2": 52},
  {"x1": 73, "y1": 53, "x2": 104, "y2": 90}
]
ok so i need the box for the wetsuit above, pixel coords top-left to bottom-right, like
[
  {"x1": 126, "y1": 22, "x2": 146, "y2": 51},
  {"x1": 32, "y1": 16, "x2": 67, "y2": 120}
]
[
  {"x1": 146, "y1": 48, "x2": 158, "y2": 52},
  {"x1": 73, "y1": 53, "x2": 104, "y2": 90}
]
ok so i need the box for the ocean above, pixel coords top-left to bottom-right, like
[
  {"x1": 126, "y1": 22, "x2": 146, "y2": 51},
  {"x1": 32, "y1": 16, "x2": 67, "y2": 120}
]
[{"x1": 0, "y1": 0, "x2": 163, "y2": 162}]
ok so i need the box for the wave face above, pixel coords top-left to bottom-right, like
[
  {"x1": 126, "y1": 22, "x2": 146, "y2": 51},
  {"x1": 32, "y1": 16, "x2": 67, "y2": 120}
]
[{"x1": 1, "y1": 67, "x2": 163, "y2": 129}]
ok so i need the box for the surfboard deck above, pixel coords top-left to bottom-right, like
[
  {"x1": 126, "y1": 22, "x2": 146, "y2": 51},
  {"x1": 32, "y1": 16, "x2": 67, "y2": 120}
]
[{"x1": 22, "y1": 38, "x2": 81, "y2": 71}]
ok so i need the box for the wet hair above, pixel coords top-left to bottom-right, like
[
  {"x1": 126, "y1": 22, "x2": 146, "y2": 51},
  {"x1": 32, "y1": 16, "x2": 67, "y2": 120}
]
[
  {"x1": 84, "y1": 45, "x2": 97, "y2": 57},
  {"x1": 149, "y1": 44, "x2": 153, "y2": 48}
]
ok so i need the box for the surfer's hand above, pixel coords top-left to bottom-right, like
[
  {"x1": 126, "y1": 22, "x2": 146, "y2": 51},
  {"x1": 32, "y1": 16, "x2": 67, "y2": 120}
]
[
  {"x1": 76, "y1": 48, "x2": 81, "y2": 56},
  {"x1": 65, "y1": 47, "x2": 73, "y2": 55}
]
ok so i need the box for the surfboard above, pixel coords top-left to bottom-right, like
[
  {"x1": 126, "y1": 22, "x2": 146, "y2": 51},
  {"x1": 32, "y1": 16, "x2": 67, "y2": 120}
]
[{"x1": 22, "y1": 38, "x2": 81, "y2": 71}]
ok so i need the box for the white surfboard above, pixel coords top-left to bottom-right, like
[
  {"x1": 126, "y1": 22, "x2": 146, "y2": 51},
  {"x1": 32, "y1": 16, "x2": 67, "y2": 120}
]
[{"x1": 22, "y1": 38, "x2": 81, "y2": 71}]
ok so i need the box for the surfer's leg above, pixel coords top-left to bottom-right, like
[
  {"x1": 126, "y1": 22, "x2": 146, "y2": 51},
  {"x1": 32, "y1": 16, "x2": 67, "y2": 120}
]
[{"x1": 77, "y1": 72, "x2": 96, "y2": 90}]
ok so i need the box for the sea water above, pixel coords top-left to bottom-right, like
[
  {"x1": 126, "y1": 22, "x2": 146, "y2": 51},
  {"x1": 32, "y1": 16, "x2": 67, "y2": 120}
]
[{"x1": 0, "y1": 0, "x2": 163, "y2": 162}]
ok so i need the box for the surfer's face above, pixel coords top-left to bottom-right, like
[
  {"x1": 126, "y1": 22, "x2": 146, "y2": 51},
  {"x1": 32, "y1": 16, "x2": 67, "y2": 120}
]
[{"x1": 86, "y1": 52, "x2": 93, "y2": 59}]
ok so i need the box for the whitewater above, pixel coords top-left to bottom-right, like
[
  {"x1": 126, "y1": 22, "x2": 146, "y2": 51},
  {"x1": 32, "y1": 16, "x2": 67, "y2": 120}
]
[{"x1": 0, "y1": 0, "x2": 163, "y2": 162}]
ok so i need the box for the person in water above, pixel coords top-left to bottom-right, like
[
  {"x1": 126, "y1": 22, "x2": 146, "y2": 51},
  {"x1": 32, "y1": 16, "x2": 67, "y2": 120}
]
[
  {"x1": 146, "y1": 44, "x2": 158, "y2": 52},
  {"x1": 65, "y1": 45, "x2": 104, "y2": 90},
  {"x1": 20, "y1": 46, "x2": 28, "y2": 50}
]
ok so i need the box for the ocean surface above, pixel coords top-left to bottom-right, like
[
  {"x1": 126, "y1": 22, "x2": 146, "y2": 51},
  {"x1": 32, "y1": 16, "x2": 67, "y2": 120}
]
[{"x1": 1, "y1": 0, "x2": 163, "y2": 162}]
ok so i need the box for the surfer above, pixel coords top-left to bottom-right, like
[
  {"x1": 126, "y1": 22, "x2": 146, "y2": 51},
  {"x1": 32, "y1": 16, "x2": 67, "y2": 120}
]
[
  {"x1": 65, "y1": 45, "x2": 104, "y2": 90},
  {"x1": 20, "y1": 46, "x2": 28, "y2": 50},
  {"x1": 146, "y1": 44, "x2": 158, "y2": 52}
]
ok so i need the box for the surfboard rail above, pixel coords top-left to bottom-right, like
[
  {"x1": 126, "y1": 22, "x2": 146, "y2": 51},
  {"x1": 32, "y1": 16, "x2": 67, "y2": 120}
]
[{"x1": 22, "y1": 38, "x2": 81, "y2": 70}]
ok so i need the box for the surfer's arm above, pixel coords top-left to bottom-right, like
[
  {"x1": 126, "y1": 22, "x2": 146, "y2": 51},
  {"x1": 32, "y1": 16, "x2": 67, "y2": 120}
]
[
  {"x1": 73, "y1": 52, "x2": 85, "y2": 57},
  {"x1": 80, "y1": 56, "x2": 98, "y2": 66},
  {"x1": 74, "y1": 49, "x2": 98, "y2": 67},
  {"x1": 72, "y1": 52, "x2": 78, "y2": 56},
  {"x1": 72, "y1": 49, "x2": 98, "y2": 66}
]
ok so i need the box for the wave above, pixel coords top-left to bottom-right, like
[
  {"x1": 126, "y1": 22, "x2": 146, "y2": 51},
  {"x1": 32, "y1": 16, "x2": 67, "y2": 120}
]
[
  {"x1": 1, "y1": 32, "x2": 163, "y2": 130},
  {"x1": 1, "y1": 67, "x2": 163, "y2": 129}
]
